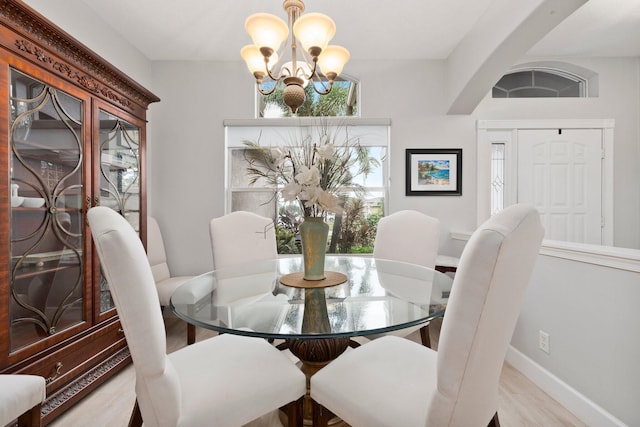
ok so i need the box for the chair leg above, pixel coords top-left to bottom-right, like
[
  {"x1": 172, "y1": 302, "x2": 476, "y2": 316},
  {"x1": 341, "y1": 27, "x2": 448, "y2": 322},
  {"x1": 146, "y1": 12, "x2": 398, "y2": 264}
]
[
  {"x1": 286, "y1": 397, "x2": 304, "y2": 427},
  {"x1": 311, "y1": 399, "x2": 329, "y2": 427},
  {"x1": 487, "y1": 411, "x2": 501, "y2": 427},
  {"x1": 187, "y1": 323, "x2": 196, "y2": 345},
  {"x1": 17, "y1": 403, "x2": 41, "y2": 427},
  {"x1": 128, "y1": 400, "x2": 143, "y2": 427},
  {"x1": 419, "y1": 322, "x2": 431, "y2": 347}
]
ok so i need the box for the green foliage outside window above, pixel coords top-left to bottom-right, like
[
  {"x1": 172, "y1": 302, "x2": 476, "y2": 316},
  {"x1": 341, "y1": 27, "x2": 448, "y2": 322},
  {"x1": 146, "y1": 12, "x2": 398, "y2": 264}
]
[
  {"x1": 261, "y1": 80, "x2": 357, "y2": 117},
  {"x1": 274, "y1": 195, "x2": 382, "y2": 255}
]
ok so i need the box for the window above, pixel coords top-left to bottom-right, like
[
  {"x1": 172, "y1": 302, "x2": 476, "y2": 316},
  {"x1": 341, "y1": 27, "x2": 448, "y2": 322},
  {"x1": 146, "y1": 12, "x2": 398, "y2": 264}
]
[
  {"x1": 490, "y1": 143, "x2": 505, "y2": 215},
  {"x1": 493, "y1": 69, "x2": 585, "y2": 98},
  {"x1": 257, "y1": 75, "x2": 359, "y2": 118},
  {"x1": 492, "y1": 61, "x2": 598, "y2": 98},
  {"x1": 225, "y1": 119, "x2": 389, "y2": 254}
]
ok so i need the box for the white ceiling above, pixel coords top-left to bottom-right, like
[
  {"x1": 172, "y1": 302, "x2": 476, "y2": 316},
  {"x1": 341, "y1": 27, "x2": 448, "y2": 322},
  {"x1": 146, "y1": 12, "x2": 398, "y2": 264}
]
[{"x1": 78, "y1": 0, "x2": 640, "y2": 62}]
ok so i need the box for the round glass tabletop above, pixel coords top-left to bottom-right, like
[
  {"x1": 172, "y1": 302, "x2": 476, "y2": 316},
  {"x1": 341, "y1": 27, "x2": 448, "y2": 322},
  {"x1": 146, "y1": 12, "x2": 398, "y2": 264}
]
[{"x1": 170, "y1": 255, "x2": 453, "y2": 340}]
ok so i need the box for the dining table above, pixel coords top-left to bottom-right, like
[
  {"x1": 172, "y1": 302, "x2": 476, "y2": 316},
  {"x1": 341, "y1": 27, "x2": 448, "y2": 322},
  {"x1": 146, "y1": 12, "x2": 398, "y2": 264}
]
[{"x1": 170, "y1": 255, "x2": 453, "y2": 425}]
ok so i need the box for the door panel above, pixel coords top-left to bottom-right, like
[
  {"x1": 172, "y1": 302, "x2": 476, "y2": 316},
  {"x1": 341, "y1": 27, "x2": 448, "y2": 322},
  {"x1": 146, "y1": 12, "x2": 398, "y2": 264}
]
[{"x1": 517, "y1": 129, "x2": 602, "y2": 244}]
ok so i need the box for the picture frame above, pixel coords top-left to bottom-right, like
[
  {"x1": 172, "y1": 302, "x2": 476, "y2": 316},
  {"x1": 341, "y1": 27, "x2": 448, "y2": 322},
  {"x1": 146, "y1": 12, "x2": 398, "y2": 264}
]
[{"x1": 405, "y1": 148, "x2": 462, "y2": 196}]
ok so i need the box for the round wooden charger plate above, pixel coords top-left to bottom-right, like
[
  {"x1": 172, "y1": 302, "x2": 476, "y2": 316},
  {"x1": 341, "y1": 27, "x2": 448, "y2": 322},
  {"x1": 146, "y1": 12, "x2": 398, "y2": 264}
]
[{"x1": 279, "y1": 271, "x2": 348, "y2": 289}]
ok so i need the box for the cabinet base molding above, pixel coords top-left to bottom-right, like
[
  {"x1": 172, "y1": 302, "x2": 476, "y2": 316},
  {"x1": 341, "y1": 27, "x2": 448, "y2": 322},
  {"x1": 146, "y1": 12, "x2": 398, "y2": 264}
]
[{"x1": 41, "y1": 347, "x2": 131, "y2": 425}]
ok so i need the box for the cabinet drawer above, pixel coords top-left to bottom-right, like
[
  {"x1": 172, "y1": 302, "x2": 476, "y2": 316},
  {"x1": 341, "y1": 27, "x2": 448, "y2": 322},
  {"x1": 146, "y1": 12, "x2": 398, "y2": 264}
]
[{"x1": 15, "y1": 320, "x2": 128, "y2": 394}]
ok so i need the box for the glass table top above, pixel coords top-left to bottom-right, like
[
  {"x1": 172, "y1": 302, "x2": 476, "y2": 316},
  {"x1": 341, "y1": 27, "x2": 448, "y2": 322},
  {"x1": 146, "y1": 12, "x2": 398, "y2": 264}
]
[{"x1": 170, "y1": 255, "x2": 453, "y2": 340}]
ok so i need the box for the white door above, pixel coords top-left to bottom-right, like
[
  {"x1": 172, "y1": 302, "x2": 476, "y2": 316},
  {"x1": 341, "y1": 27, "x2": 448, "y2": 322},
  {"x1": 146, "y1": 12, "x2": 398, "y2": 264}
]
[{"x1": 517, "y1": 129, "x2": 603, "y2": 244}]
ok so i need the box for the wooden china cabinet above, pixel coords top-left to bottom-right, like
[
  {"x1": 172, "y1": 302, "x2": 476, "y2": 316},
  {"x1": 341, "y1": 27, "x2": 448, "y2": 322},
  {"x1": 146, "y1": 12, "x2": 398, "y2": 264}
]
[{"x1": 0, "y1": 1, "x2": 159, "y2": 424}]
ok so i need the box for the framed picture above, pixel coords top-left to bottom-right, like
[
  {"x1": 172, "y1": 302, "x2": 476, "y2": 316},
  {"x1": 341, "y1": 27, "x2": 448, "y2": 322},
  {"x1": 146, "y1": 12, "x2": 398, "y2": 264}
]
[{"x1": 405, "y1": 148, "x2": 462, "y2": 196}]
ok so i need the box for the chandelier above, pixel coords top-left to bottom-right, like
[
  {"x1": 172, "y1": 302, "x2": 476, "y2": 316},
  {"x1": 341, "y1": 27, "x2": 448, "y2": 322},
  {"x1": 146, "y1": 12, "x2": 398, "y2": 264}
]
[{"x1": 241, "y1": 0, "x2": 350, "y2": 114}]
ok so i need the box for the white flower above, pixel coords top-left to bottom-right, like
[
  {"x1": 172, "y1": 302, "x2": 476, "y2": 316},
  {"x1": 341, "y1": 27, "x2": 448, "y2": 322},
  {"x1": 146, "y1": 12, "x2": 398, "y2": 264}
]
[
  {"x1": 281, "y1": 182, "x2": 302, "y2": 202},
  {"x1": 295, "y1": 165, "x2": 320, "y2": 186},
  {"x1": 317, "y1": 190, "x2": 343, "y2": 214},
  {"x1": 316, "y1": 143, "x2": 335, "y2": 161},
  {"x1": 244, "y1": 124, "x2": 372, "y2": 219},
  {"x1": 299, "y1": 186, "x2": 322, "y2": 208},
  {"x1": 270, "y1": 146, "x2": 288, "y2": 167}
]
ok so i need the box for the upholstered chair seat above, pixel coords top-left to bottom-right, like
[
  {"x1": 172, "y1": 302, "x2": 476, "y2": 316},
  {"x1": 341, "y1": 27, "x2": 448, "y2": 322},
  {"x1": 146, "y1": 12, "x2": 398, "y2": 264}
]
[{"x1": 0, "y1": 374, "x2": 46, "y2": 427}]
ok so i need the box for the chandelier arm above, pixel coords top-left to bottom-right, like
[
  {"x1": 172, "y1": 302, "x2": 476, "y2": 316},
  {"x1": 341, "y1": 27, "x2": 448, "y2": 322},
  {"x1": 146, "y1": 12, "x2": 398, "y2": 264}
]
[
  {"x1": 308, "y1": 63, "x2": 334, "y2": 94},
  {"x1": 263, "y1": 40, "x2": 288, "y2": 81},
  {"x1": 296, "y1": 48, "x2": 317, "y2": 80},
  {"x1": 311, "y1": 79, "x2": 334, "y2": 95},
  {"x1": 304, "y1": 51, "x2": 334, "y2": 93},
  {"x1": 256, "y1": 81, "x2": 279, "y2": 96},
  {"x1": 266, "y1": 66, "x2": 286, "y2": 82}
]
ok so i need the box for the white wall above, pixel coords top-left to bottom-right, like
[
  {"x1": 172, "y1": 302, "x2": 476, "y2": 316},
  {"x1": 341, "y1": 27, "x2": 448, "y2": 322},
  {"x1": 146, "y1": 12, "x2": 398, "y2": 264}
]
[
  {"x1": 22, "y1": 0, "x2": 153, "y2": 89},
  {"x1": 148, "y1": 61, "x2": 252, "y2": 274},
  {"x1": 511, "y1": 255, "x2": 640, "y2": 426}
]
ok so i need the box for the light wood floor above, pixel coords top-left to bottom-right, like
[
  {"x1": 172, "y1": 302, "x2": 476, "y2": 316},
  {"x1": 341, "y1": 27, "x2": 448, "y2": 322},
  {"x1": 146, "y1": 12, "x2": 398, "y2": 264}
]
[{"x1": 49, "y1": 314, "x2": 587, "y2": 427}]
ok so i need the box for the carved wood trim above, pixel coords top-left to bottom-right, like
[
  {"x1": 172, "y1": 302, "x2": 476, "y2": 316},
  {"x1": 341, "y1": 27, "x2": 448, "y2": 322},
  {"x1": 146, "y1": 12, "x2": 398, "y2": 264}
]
[{"x1": 14, "y1": 37, "x2": 132, "y2": 108}]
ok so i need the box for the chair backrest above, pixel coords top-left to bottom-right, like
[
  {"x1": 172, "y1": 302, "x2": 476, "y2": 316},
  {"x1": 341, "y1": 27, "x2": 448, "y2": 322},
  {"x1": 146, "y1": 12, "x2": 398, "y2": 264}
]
[
  {"x1": 209, "y1": 211, "x2": 277, "y2": 270},
  {"x1": 427, "y1": 204, "x2": 544, "y2": 426},
  {"x1": 373, "y1": 210, "x2": 440, "y2": 268},
  {"x1": 88, "y1": 207, "x2": 181, "y2": 427},
  {"x1": 147, "y1": 216, "x2": 171, "y2": 283}
]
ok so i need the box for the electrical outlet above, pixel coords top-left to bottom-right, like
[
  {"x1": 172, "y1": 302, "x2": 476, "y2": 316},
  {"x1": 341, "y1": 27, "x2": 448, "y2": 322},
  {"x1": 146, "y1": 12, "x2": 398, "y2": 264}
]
[{"x1": 539, "y1": 330, "x2": 550, "y2": 354}]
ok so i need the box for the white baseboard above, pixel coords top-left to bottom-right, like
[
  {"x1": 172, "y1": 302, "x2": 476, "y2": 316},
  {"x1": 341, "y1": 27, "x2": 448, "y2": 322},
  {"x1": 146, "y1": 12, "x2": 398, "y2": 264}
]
[{"x1": 505, "y1": 346, "x2": 627, "y2": 427}]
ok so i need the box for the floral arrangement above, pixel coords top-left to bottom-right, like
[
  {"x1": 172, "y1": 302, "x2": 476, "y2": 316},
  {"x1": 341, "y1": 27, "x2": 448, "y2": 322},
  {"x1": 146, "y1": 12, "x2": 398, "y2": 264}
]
[{"x1": 243, "y1": 123, "x2": 378, "y2": 218}]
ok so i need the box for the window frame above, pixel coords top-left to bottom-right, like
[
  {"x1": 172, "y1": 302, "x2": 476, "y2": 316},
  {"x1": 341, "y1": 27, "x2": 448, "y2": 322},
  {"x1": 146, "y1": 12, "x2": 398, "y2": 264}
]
[{"x1": 224, "y1": 118, "x2": 390, "y2": 252}]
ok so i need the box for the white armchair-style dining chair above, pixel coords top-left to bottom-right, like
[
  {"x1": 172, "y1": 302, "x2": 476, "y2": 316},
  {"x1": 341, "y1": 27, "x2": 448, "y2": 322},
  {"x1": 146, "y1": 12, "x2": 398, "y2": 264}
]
[
  {"x1": 0, "y1": 374, "x2": 46, "y2": 427},
  {"x1": 311, "y1": 204, "x2": 544, "y2": 427},
  {"x1": 89, "y1": 207, "x2": 306, "y2": 427},
  {"x1": 209, "y1": 211, "x2": 278, "y2": 270},
  {"x1": 147, "y1": 216, "x2": 197, "y2": 344},
  {"x1": 371, "y1": 210, "x2": 440, "y2": 346}
]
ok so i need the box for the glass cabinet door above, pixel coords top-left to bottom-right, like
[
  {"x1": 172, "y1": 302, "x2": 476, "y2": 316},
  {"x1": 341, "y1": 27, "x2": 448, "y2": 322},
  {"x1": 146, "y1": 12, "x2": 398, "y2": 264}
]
[
  {"x1": 98, "y1": 109, "x2": 141, "y2": 312},
  {"x1": 9, "y1": 69, "x2": 85, "y2": 351},
  {"x1": 98, "y1": 110, "x2": 140, "y2": 231}
]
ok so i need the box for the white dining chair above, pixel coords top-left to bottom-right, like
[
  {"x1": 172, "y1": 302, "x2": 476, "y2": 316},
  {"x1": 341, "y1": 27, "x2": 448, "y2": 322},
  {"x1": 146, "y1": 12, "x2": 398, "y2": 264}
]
[
  {"x1": 210, "y1": 211, "x2": 290, "y2": 348},
  {"x1": 0, "y1": 374, "x2": 46, "y2": 427},
  {"x1": 209, "y1": 211, "x2": 278, "y2": 270},
  {"x1": 371, "y1": 210, "x2": 440, "y2": 346},
  {"x1": 147, "y1": 216, "x2": 197, "y2": 344},
  {"x1": 89, "y1": 206, "x2": 305, "y2": 427},
  {"x1": 310, "y1": 204, "x2": 544, "y2": 427}
]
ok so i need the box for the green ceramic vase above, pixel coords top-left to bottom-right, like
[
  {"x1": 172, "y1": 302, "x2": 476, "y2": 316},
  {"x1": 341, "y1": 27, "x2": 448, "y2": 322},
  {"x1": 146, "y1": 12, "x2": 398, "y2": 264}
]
[{"x1": 299, "y1": 216, "x2": 329, "y2": 280}]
